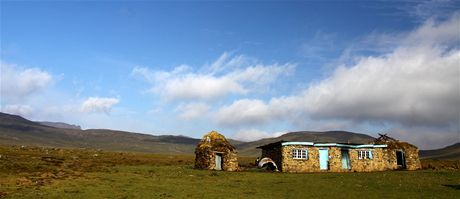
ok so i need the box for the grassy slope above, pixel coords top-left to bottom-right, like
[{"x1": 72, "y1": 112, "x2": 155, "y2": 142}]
[{"x1": 1, "y1": 146, "x2": 459, "y2": 199}]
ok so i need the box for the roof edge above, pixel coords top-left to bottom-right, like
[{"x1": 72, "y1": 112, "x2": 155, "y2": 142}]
[{"x1": 257, "y1": 141, "x2": 387, "y2": 149}]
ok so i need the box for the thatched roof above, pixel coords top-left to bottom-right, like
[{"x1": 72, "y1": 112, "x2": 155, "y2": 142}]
[{"x1": 196, "y1": 131, "x2": 236, "y2": 151}]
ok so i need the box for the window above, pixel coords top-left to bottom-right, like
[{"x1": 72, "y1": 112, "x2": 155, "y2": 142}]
[
  {"x1": 292, "y1": 149, "x2": 308, "y2": 159},
  {"x1": 358, "y1": 150, "x2": 373, "y2": 160}
]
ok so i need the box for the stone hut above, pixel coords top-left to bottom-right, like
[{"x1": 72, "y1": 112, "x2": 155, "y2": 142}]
[
  {"x1": 373, "y1": 134, "x2": 421, "y2": 170},
  {"x1": 257, "y1": 134, "x2": 421, "y2": 173},
  {"x1": 194, "y1": 131, "x2": 238, "y2": 171}
]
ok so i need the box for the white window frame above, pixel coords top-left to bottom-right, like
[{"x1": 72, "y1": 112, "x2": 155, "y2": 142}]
[
  {"x1": 292, "y1": 149, "x2": 308, "y2": 159},
  {"x1": 357, "y1": 150, "x2": 372, "y2": 160}
]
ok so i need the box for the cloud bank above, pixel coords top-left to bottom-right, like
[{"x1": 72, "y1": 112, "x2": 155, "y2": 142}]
[
  {"x1": 132, "y1": 53, "x2": 295, "y2": 102},
  {"x1": 217, "y1": 13, "x2": 460, "y2": 147},
  {"x1": 176, "y1": 102, "x2": 210, "y2": 120},
  {"x1": 0, "y1": 62, "x2": 52, "y2": 103}
]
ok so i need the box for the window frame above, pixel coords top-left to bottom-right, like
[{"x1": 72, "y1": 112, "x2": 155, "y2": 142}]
[
  {"x1": 292, "y1": 148, "x2": 308, "y2": 160},
  {"x1": 357, "y1": 150, "x2": 373, "y2": 160}
]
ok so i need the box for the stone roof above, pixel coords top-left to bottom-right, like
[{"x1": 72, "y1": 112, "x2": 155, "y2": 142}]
[{"x1": 196, "y1": 130, "x2": 235, "y2": 150}]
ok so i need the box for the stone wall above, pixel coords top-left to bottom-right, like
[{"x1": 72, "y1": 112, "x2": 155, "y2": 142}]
[
  {"x1": 379, "y1": 143, "x2": 421, "y2": 171},
  {"x1": 194, "y1": 147, "x2": 215, "y2": 170},
  {"x1": 404, "y1": 146, "x2": 421, "y2": 170},
  {"x1": 270, "y1": 145, "x2": 391, "y2": 172},
  {"x1": 260, "y1": 143, "x2": 421, "y2": 173},
  {"x1": 348, "y1": 148, "x2": 387, "y2": 172},
  {"x1": 280, "y1": 145, "x2": 319, "y2": 172},
  {"x1": 194, "y1": 148, "x2": 239, "y2": 171},
  {"x1": 223, "y1": 151, "x2": 239, "y2": 171},
  {"x1": 194, "y1": 131, "x2": 239, "y2": 171}
]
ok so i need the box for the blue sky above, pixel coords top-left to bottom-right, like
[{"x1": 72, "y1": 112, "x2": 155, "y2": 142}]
[{"x1": 1, "y1": 0, "x2": 459, "y2": 149}]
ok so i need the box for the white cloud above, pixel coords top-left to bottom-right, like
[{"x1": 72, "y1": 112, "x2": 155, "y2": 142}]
[
  {"x1": 233, "y1": 129, "x2": 271, "y2": 141},
  {"x1": 233, "y1": 129, "x2": 286, "y2": 141},
  {"x1": 80, "y1": 97, "x2": 120, "y2": 114},
  {"x1": 2, "y1": 104, "x2": 34, "y2": 117},
  {"x1": 402, "y1": 0, "x2": 460, "y2": 21},
  {"x1": 161, "y1": 74, "x2": 246, "y2": 101},
  {"x1": 216, "y1": 13, "x2": 460, "y2": 147},
  {"x1": 216, "y1": 99, "x2": 272, "y2": 126},
  {"x1": 0, "y1": 62, "x2": 52, "y2": 102},
  {"x1": 176, "y1": 102, "x2": 210, "y2": 120},
  {"x1": 132, "y1": 53, "x2": 295, "y2": 101},
  {"x1": 347, "y1": 12, "x2": 460, "y2": 57},
  {"x1": 303, "y1": 45, "x2": 459, "y2": 126}
]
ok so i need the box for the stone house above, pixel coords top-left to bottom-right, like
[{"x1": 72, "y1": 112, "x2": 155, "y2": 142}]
[
  {"x1": 194, "y1": 131, "x2": 238, "y2": 171},
  {"x1": 257, "y1": 135, "x2": 421, "y2": 172}
]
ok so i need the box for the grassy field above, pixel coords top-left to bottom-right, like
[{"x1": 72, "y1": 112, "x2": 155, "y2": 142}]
[{"x1": 1, "y1": 146, "x2": 459, "y2": 198}]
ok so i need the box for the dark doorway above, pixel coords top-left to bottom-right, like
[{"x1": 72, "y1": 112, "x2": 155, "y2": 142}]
[
  {"x1": 215, "y1": 153, "x2": 223, "y2": 170},
  {"x1": 396, "y1": 150, "x2": 406, "y2": 169}
]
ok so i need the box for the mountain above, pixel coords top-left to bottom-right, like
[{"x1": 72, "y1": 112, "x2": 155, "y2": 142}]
[
  {"x1": 37, "y1": 121, "x2": 81, "y2": 130},
  {"x1": 0, "y1": 112, "x2": 199, "y2": 154},
  {"x1": 420, "y1": 143, "x2": 460, "y2": 160},
  {"x1": 0, "y1": 112, "x2": 379, "y2": 156}
]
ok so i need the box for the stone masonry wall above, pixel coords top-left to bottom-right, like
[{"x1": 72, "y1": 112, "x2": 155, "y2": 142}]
[
  {"x1": 380, "y1": 145, "x2": 421, "y2": 171},
  {"x1": 348, "y1": 148, "x2": 387, "y2": 172},
  {"x1": 261, "y1": 143, "x2": 420, "y2": 173},
  {"x1": 281, "y1": 145, "x2": 320, "y2": 172},
  {"x1": 195, "y1": 148, "x2": 239, "y2": 171},
  {"x1": 404, "y1": 146, "x2": 421, "y2": 170},
  {"x1": 223, "y1": 151, "x2": 239, "y2": 171},
  {"x1": 280, "y1": 145, "x2": 389, "y2": 172}
]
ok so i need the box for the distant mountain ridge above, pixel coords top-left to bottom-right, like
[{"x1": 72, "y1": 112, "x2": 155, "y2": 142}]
[
  {"x1": 0, "y1": 112, "x2": 373, "y2": 156},
  {"x1": 1, "y1": 112, "x2": 458, "y2": 159},
  {"x1": 0, "y1": 112, "x2": 199, "y2": 154},
  {"x1": 37, "y1": 121, "x2": 82, "y2": 130},
  {"x1": 420, "y1": 143, "x2": 460, "y2": 160}
]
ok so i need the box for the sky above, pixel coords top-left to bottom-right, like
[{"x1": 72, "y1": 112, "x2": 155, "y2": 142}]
[{"x1": 1, "y1": 0, "x2": 459, "y2": 149}]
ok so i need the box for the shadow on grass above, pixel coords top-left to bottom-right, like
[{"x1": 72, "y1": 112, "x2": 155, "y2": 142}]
[{"x1": 442, "y1": 184, "x2": 460, "y2": 190}]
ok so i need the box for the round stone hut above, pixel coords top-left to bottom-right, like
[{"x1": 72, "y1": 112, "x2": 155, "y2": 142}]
[
  {"x1": 194, "y1": 131, "x2": 238, "y2": 171},
  {"x1": 373, "y1": 134, "x2": 421, "y2": 170}
]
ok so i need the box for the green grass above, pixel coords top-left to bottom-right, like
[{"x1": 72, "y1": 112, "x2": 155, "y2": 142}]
[{"x1": 1, "y1": 146, "x2": 459, "y2": 198}]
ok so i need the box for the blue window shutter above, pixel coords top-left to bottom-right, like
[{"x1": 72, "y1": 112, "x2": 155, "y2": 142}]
[
  {"x1": 369, "y1": 150, "x2": 373, "y2": 159},
  {"x1": 305, "y1": 150, "x2": 308, "y2": 159}
]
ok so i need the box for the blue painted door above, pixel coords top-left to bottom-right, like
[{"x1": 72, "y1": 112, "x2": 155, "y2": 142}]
[
  {"x1": 319, "y1": 149, "x2": 329, "y2": 170},
  {"x1": 341, "y1": 150, "x2": 351, "y2": 170}
]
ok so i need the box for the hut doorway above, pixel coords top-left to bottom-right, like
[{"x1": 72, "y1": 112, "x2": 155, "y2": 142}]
[
  {"x1": 215, "y1": 153, "x2": 223, "y2": 170},
  {"x1": 396, "y1": 150, "x2": 406, "y2": 169},
  {"x1": 341, "y1": 150, "x2": 351, "y2": 170},
  {"x1": 319, "y1": 149, "x2": 329, "y2": 170}
]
